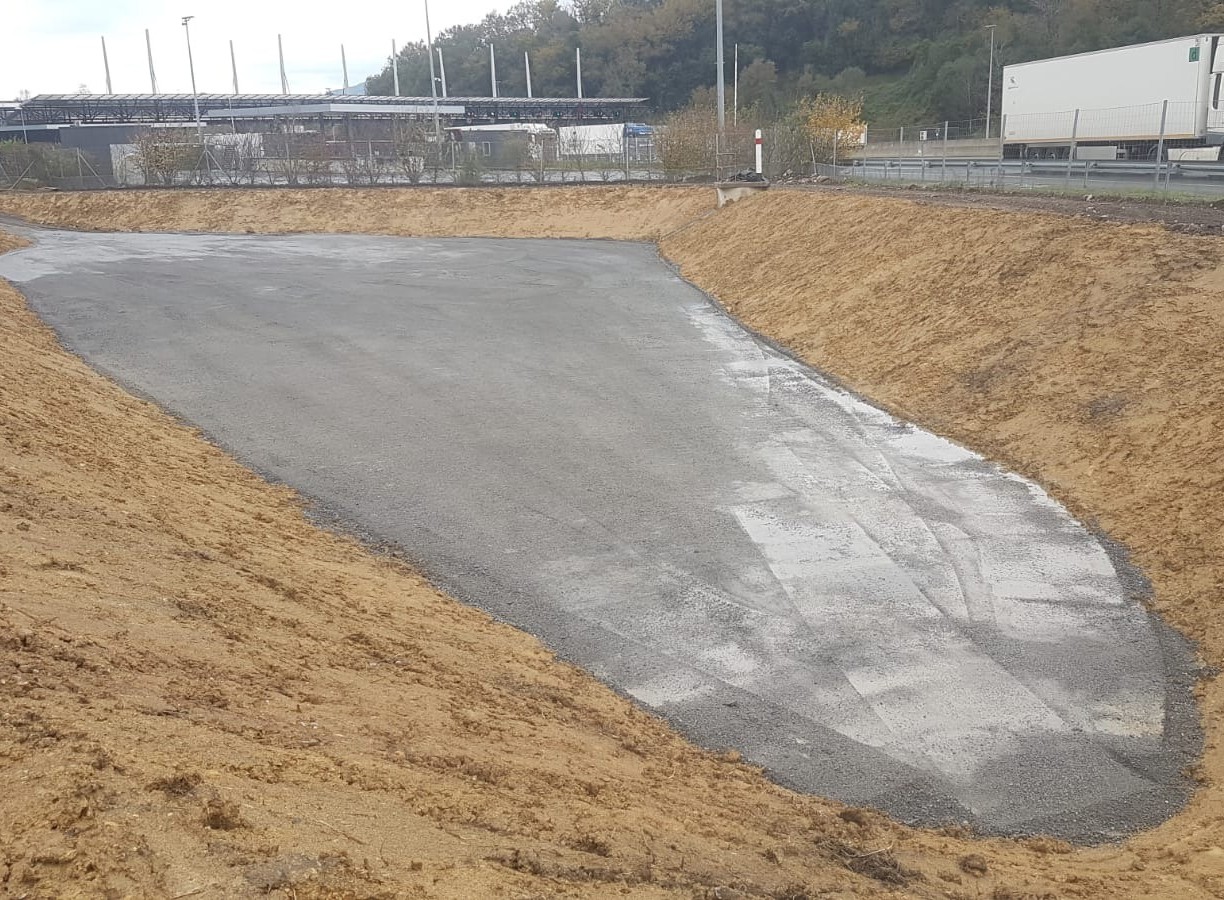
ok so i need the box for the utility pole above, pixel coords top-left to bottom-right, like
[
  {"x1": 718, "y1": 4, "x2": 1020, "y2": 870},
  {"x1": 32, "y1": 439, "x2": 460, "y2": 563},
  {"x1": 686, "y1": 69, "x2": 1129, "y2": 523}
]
[
  {"x1": 341, "y1": 44, "x2": 349, "y2": 91},
  {"x1": 146, "y1": 29, "x2": 158, "y2": 93},
  {"x1": 101, "y1": 36, "x2": 113, "y2": 94},
  {"x1": 733, "y1": 42, "x2": 738, "y2": 127},
  {"x1": 576, "y1": 47, "x2": 583, "y2": 98},
  {"x1": 437, "y1": 47, "x2": 448, "y2": 97},
  {"x1": 715, "y1": 0, "x2": 726, "y2": 130},
  {"x1": 278, "y1": 34, "x2": 289, "y2": 94},
  {"x1": 985, "y1": 24, "x2": 996, "y2": 139},
  {"x1": 525, "y1": 51, "x2": 533, "y2": 99},
  {"x1": 490, "y1": 44, "x2": 498, "y2": 97},
  {"x1": 229, "y1": 40, "x2": 239, "y2": 94},
  {"x1": 182, "y1": 16, "x2": 202, "y2": 142},
  {"x1": 391, "y1": 39, "x2": 400, "y2": 96},
  {"x1": 424, "y1": 0, "x2": 441, "y2": 139}
]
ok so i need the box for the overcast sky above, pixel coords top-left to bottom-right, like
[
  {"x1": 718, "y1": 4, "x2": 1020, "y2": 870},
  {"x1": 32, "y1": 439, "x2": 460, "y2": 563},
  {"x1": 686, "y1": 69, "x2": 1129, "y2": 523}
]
[{"x1": 3, "y1": 1, "x2": 511, "y2": 99}]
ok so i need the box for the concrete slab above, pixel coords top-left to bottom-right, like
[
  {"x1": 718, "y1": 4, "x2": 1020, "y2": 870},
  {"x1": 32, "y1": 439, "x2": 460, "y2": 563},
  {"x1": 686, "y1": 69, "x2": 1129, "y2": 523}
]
[
  {"x1": 715, "y1": 181, "x2": 770, "y2": 207},
  {"x1": 0, "y1": 229, "x2": 1200, "y2": 841}
]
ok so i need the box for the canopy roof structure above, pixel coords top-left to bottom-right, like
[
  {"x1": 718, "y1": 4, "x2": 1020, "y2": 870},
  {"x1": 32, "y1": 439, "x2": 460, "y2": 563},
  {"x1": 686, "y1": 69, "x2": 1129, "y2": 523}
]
[{"x1": 3, "y1": 94, "x2": 648, "y2": 129}]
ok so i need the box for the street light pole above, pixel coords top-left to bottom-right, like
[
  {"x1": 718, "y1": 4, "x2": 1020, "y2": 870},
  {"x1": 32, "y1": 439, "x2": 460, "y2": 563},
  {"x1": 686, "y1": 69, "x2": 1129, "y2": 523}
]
[
  {"x1": 182, "y1": 16, "x2": 202, "y2": 143},
  {"x1": 985, "y1": 24, "x2": 996, "y2": 139},
  {"x1": 424, "y1": 0, "x2": 441, "y2": 140},
  {"x1": 391, "y1": 39, "x2": 399, "y2": 97},
  {"x1": 715, "y1": 0, "x2": 726, "y2": 131},
  {"x1": 733, "y1": 42, "x2": 738, "y2": 127},
  {"x1": 147, "y1": 29, "x2": 160, "y2": 93},
  {"x1": 279, "y1": 34, "x2": 290, "y2": 94},
  {"x1": 101, "y1": 36, "x2": 113, "y2": 94}
]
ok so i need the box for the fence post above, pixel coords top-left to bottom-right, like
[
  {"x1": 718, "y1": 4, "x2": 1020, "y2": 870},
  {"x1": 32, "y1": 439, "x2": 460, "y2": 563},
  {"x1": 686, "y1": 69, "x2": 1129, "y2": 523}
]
[
  {"x1": 1066, "y1": 108, "x2": 1080, "y2": 187},
  {"x1": 997, "y1": 114, "x2": 1007, "y2": 188},
  {"x1": 2, "y1": 160, "x2": 36, "y2": 191},
  {"x1": 1155, "y1": 99, "x2": 1168, "y2": 190},
  {"x1": 942, "y1": 120, "x2": 948, "y2": 183}
]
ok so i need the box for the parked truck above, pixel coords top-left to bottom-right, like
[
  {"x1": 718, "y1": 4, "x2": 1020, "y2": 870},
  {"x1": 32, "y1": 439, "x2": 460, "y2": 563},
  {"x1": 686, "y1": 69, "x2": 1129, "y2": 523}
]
[{"x1": 1002, "y1": 34, "x2": 1224, "y2": 160}]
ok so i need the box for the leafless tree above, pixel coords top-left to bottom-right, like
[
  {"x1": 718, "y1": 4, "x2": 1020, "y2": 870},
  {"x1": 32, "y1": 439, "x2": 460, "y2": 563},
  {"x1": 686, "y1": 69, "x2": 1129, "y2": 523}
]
[
  {"x1": 300, "y1": 138, "x2": 332, "y2": 185},
  {"x1": 339, "y1": 149, "x2": 381, "y2": 186},
  {"x1": 393, "y1": 120, "x2": 429, "y2": 184},
  {"x1": 130, "y1": 128, "x2": 198, "y2": 186},
  {"x1": 658, "y1": 106, "x2": 718, "y2": 182},
  {"x1": 502, "y1": 135, "x2": 532, "y2": 183}
]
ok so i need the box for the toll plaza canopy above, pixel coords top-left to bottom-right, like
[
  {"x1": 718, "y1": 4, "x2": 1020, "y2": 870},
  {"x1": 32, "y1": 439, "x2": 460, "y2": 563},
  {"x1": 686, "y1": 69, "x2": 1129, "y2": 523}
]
[{"x1": 4, "y1": 94, "x2": 649, "y2": 129}]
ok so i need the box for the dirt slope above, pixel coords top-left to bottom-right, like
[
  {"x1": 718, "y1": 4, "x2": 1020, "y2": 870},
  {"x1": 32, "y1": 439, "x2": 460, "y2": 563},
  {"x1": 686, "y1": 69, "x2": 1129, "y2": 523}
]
[
  {"x1": 2, "y1": 186, "x2": 1224, "y2": 898},
  {"x1": 0, "y1": 186, "x2": 710, "y2": 241}
]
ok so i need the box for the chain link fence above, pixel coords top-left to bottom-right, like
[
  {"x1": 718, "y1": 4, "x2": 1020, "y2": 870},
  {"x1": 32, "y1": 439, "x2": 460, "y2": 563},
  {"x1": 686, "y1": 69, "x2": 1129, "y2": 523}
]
[
  {"x1": 0, "y1": 143, "x2": 114, "y2": 190},
  {"x1": 833, "y1": 99, "x2": 1224, "y2": 199},
  {"x1": 3, "y1": 131, "x2": 671, "y2": 190},
  {"x1": 1, "y1": 123, "x2": 819, "y2": 190},
  {"x1": 7, "y1": 98, "x2": 1224, "y2": 196}
]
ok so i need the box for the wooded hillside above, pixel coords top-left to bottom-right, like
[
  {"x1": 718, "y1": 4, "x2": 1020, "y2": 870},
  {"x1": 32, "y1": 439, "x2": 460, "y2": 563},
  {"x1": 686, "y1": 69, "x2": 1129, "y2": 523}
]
[{"x1": 366, "y1": 0, "x2": 1224, "y2": 125}]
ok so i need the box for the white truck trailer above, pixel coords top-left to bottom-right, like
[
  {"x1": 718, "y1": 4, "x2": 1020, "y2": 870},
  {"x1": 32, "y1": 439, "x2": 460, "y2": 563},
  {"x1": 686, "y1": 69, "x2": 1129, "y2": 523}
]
[{"x1": 1002, "y1": 34, "x2": 1224, "y2": 159}]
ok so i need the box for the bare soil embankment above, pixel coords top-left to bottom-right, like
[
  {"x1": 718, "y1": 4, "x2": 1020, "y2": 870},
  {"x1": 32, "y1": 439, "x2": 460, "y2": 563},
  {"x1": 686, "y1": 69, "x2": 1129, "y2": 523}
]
[
  {"x1": 0, "y1": 186, "x2": 711, "y2": 241},
  {"x1": 2, "y1": 185, "x2": 1223, "y2": 899}
]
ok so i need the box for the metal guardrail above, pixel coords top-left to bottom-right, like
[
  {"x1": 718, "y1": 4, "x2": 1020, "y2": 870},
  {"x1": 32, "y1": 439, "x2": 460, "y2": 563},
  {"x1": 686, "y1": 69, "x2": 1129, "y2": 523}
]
[
  {"x1": 830, "y1": 155, "x2": 1224, "y2": 197},
  {"x1": 847, "y1": 157, "x2": 1224, "y2": 182},
  {"x1": 853, "y1": 158, "x2": 1224, "y2": 174}
]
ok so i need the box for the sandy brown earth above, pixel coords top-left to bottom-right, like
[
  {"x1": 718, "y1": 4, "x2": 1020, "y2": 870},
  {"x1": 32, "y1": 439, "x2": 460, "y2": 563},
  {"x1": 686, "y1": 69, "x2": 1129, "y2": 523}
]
[
  {"x1": 1, "y1": 185, "x2": 1223, "y2": 899},
  {"x1": 0, "y1": 187, "x2": 711, "y2": 242},
  {"x1": 787, "y1": 181, "x2": 1224, "y2": 234}
]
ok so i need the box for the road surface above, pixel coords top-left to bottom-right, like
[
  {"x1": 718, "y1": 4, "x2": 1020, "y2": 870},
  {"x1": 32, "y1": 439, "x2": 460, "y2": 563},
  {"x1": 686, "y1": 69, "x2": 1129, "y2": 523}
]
[{"x1": 0, "y1": 229, "x2": 1199, "y2": 841}]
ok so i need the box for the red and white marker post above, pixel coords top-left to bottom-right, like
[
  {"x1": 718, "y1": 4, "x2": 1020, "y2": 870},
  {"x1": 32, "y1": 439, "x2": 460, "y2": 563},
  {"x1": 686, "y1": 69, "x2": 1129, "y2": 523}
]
[{"x1": 754, "y1": 129, "x2": 763, "y2": 175}]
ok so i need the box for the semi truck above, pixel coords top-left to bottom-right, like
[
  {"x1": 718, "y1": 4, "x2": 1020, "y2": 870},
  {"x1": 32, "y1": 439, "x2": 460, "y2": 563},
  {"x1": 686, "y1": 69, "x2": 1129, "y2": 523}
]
[{"x1": 1002, "y1": 34, "x2": 1224, "y2": 160}]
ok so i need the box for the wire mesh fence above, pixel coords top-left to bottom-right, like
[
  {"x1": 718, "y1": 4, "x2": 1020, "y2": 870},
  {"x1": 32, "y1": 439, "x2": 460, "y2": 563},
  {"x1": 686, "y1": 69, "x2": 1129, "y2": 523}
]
[
  {"x1": 834, "y1": 97, "x2": 1224, "y2": 199},
  {"x1": 1, "y1": 132, "x2": 671, "y2": 190},
  {"x1": 0, "y1": 143, "x2": 113, "y2": 190},
  {"x1": 0, "y1": 123, "x2": 822, "y2": 189},
  {"x1": 6, "y1": 98, "x2": 1224, "y2": 196}
]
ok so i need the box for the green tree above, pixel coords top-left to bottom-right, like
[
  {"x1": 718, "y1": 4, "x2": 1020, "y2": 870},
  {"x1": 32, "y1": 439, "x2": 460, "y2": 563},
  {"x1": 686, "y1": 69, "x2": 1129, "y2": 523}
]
[{"x1": 359, "y1": 0, "x2": 1219, "y2": 125}]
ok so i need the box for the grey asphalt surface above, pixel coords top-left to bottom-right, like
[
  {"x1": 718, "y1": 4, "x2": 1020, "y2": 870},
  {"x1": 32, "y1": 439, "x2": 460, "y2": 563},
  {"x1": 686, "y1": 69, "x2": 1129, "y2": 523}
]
[{"x1": 0, "y1": 229, "x2": 1200, "y2": 841}]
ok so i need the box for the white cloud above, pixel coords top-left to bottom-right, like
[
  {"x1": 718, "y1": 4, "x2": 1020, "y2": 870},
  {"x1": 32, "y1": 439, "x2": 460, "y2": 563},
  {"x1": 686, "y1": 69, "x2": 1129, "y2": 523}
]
[{"x1": 2, "y1": 1, "x2": 510, "y2": 98}]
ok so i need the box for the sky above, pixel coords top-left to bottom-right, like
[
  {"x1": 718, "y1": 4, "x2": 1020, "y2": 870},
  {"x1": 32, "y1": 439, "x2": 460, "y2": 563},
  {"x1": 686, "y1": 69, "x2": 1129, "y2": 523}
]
[{"x1": 2, "y1": 1, "x2": 512, "y2": 99}]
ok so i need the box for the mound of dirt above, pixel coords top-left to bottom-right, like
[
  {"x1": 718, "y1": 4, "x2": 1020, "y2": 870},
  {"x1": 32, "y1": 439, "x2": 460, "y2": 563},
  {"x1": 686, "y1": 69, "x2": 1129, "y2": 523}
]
[
  {"x1": 0, "y1": 185, "x2": 711, "y2": 241},
  {"x1": 3, "y1": 185, "x2": 1224, "y2": 898}
]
